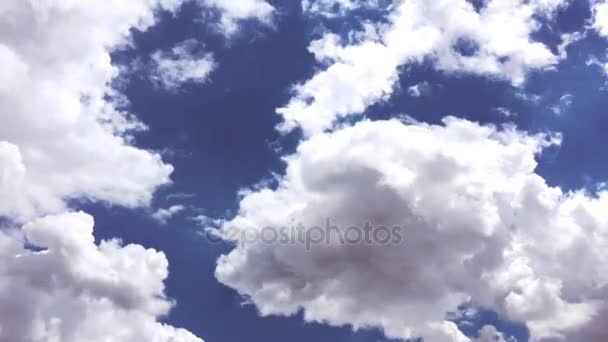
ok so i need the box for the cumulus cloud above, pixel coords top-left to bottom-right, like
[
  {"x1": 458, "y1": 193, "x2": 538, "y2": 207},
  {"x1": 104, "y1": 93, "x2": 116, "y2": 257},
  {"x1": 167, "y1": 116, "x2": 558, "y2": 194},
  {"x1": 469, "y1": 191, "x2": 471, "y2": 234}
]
[
  {"x1": 151, "y1": 39, "x2": 215, "y2": 90},
  {"x1": 0, "y1": 1, "x2": 203, "y2": 340},
  {"x1": 0, "y1": 0, "x2": 181, "y2": 220},
  {"x1": 215, "y1": 117, "x2": 608, "y2": 341},
  {"x1": 277, "y1": 0, "x2": 568, "y2": 135},
  {"x1": 201, "y1": 0, "x2": 274, "y2": 35},
  {"x1": 0, "y1": 211, "x2": 202, "y2": 342}
]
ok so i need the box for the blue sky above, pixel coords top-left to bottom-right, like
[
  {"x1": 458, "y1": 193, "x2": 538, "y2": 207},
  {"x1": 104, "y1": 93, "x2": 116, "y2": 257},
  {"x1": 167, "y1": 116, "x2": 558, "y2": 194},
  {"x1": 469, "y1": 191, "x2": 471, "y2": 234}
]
[{"x1": 3, "y1": 1, "x2": 608, "y2": 342}]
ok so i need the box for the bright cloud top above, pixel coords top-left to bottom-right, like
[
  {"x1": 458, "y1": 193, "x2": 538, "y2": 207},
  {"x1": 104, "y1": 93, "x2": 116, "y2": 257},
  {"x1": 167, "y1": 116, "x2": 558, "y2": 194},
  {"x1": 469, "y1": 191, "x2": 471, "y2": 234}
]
[
  {"x1": 592, "y1": 0, "x2": 608, "y2": 37},
  {"x1": 279, "y1": 0, "x2": 568, "y2": 136},
  {"x1": 216, "y1": 117, "x2": 608, "y2": 342}
]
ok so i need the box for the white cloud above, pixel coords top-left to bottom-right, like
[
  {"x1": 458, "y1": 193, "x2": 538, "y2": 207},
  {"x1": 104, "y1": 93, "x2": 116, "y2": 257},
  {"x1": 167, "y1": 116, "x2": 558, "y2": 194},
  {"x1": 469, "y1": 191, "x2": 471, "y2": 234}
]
[
  {"x1": 550, "y1": 93, "x2": 574, "y2": 115},
  {"x1": 475, "y1": 326, "x2": 513, "y2": 342},
  {"x1": 152, "y1": 204, "x2": 187, "y2": 224},
  {"x1": 277, "y1": 0, "x2": 568, "y2": 136},
  {"x1": 407, "y1": 81, "x2": 432, "y2": 97},
  {"x1": 302, "y1": 0, "x2": 381, "y2": 17},
  {"x1": 151, "y1": 39, "x2": 215, "y2": 91},
  {"x1": 0, "y1": 0, "x2": 182, "y2": 220},
  {"x1": 557, "y1": 31, "x2": 584, "y2": 59},
  {"x1": 586, "y1": 55, "x2": 608, "y2": 79},
  {"x1": 215, "y1": 117, "x2": 608, "y2": 341},
  {"x1": 0, "y1": 211, "x2": 203, "y2": 342},
  {"x1": 531, "y1": 0, "x2": 569, "y2": 13},
  {"x1": 592, "y1": 0, "x2": 608, "y2": 37},
  {"x1": 0, "y1": 1, "x2": 203, "y2": 341},
  {"x1": 494, "y1": 107, "x2": 518, "y2": 118},
  {"x1": 516, "y1": 91, "x2": 543, "y2": 103},
  {"x1": 189, "y1": 214, "x2": 221, "y2": 227},
  {"x1": 201, "y1": 0, "x2": 274, "y2": 35}
]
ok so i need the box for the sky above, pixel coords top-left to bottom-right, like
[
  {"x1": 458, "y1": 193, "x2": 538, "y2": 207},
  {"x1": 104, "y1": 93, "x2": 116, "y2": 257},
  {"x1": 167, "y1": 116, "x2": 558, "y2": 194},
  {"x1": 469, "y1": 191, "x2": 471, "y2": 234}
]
[{"x1": 2, "y1": 0, "x2": 608, "y2": 341}]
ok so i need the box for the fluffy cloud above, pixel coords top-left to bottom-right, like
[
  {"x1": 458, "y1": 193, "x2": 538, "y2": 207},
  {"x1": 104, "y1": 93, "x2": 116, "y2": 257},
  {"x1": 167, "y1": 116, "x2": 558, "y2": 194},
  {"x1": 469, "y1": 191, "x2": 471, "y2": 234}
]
[
  {"x1": 202, "y1": 0, "x2": 274, "y2": 35},
  {"x1": 0, "y1": 211, "x2": 202, "y2": 342},
  {"x1": 592, "y1": 0, "x2": 608, "y2": 37},
  {"x1": 278, "y1": 0, "x2": 568, "y2": 135},
  {"x1": 151, "y1": 39, "x2": 216, "y2": 90},
  {"x1": 0, "y1": 0, "x2": 182, "y2": 220},
  {"x1": 216, "y1": 117, "x2": 608, "y2": 341},
  {"x1": 0, "y1": 1, "x2": 204, "y2": 340}
]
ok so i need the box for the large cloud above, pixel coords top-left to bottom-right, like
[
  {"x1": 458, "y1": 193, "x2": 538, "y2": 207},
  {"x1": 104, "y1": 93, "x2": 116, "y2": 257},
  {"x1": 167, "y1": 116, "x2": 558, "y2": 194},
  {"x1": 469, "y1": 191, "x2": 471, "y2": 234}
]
[
  {"x1": 0, "y1": 0, "x2": 278, "y2": 221},
  {"x1": 279, "y1": 0, "x2": 568, "y2": 135},
  {"x1": 0, "y1": 0, "x2": 182, "y2": 220},
  {"x1": 215, "y1": 117, "x2": 608, "y2": 341},
  {"x1": 0, "y1": 211, "x2": 202, "y2": 342},
  {"x1": 0, "y1": 1, "x2": 209, "y2": 340}
]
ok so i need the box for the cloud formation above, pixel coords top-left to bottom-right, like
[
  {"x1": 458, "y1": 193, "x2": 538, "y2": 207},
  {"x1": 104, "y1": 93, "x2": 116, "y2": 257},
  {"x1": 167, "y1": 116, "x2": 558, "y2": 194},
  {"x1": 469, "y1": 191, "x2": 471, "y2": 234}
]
[
  {"x1": 202, "y1": 0, "x2": 274, "y2": 34},
  {"x1": 216, "y1": 117, "x2": 608, "y2": 341},
  {"x1": 407, "y1": 81, "x2": 432, "y2": 97},
  {"x1": 151, "y1": 39, "x2": 216, "y2": 90},
  {"x1": 278, "y1": 0, "x2": 568, "y2": 136},
  {"x1": 592, "y1": 0, "x2": 608, "y2": 37},
  {"x1": 152, "y1": 204, "x2": 187, "y2": 224},
  {"x1": 302, "y1": 0, "x2": 382, "y2": 17},
  {"x1": 0, "y1": 0, "x2": 279, "y2": 221},
  {"x1": 0, "y1": 211, "x2": 203, "y2": 342},
  {"x1": 0, "y1": 0, "x2": 179, "y2": 220},
  {"x1": 0, "y1": 1, "x2": 207, "y2": 340}
]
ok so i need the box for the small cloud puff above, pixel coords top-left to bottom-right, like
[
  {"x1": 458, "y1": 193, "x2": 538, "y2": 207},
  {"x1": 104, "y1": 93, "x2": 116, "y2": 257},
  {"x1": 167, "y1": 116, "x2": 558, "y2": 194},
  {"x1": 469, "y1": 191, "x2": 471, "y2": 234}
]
[
  {"x1": 152, "y1": 204, "x2": 187, "y2": 224},
  {"x1": 151, "y1": 39, "x2": 216, "y2": 91},
  {"x1": 407, "y1": 81, "x2": 432, "y2": 97}
]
